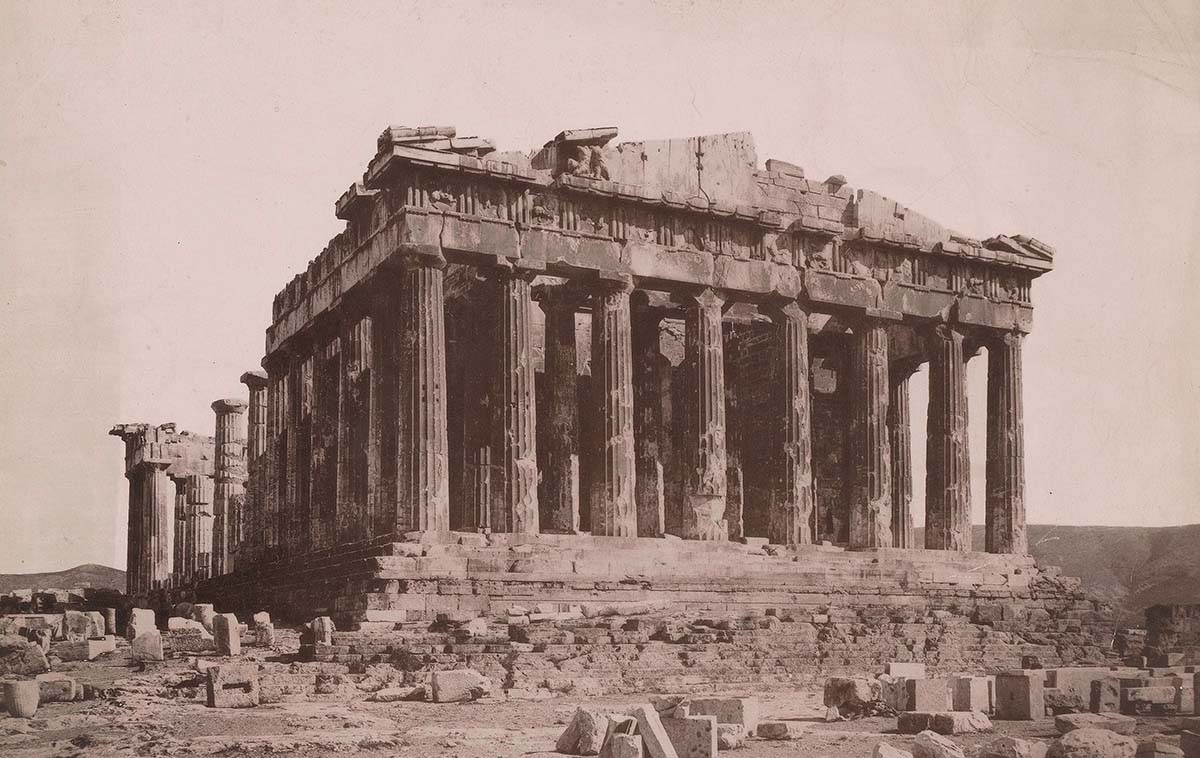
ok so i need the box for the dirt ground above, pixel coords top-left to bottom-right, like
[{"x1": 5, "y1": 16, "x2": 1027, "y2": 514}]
[{"x1": 0, "y1": 641, "x2": 1186, "y2": 758}]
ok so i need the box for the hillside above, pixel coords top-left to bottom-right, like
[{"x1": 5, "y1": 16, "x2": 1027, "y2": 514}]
[{"x1": 0, "y1": 563, "x2": 126, "y2": 594}]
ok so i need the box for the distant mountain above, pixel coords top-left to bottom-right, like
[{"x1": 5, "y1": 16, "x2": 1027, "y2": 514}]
[{"x1": 0, "y1": 564, "x2": 125, "y2": 594}]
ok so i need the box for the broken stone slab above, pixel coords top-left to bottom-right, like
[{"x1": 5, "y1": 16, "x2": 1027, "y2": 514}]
[
  {"x1": 908, "y1": 679, "x2": 953, "y2": 712},
  {"x1": 874, "y1": 742, "x2": 915, "y2": 758},
  {"x1": 206, "y1": 664, "x2": 259, "y2": 708},
  {"x1": 1136, "y1": 741, "x2": 1183, "y2": 757},
  {"x1": 85, "y1": 611, "x2": 105, "y2": 638},
  {"x1": 824, "y1": 676, "x2": 881, "y2": 708},
  {"x1": 661, "y1": 714, "x2": 717, "y2": 758},
  {"x1": 914, "y1": 729, "x2": 966, "y2": 758},
  {"x1": 556, "y1": 707, "x2": 611, "y2": 755},
  {"x1": 888, "y1": 662, "x2": 928, "y2": 679},
  {"x1": 756, "y1": 721, "x2": 804, "y2": 740},
  {"x1": 630, "y1": 704, "x2": 680, "y2": 758},
  {"x1": 191, "y1": 604, "x2": 216, "y2": 632},
  {"x1": 1055, "y1": 712, "x2": 1137, "y2": 735},
  {"x1": 213, "y1": 613, "x2": 240, "y2": 656},
  {"x1": 685, "y1": 696, "x2": 760, "y2": 733},
  {"x1": 1122, "y1": 686, "x2": 1177, "y2": 711},
  {"x1": 62, "y1": 610, "x2": 93, "y2": 640},
  {"x1": 126, "y1": 608, "x2": 155, "y2": 640},
  {"x1": 255, "y1": 622, "x2": 275, "y2": 647},
  {"x1": 367, "y1": 686, "x2": 425, "y2": 703},
  {"x1": 1046, "y1": 727, "x2": 1136, "y2": 758},
  {"x1": 979, "y1": 736, "x2": 1048, "y2": 758},
  {"x1": 1092, "y1": 678, "x2": 1122, "y2": 713},
  {"x1": 430, "y1": 669, "x2": 491, "y2": 703},
  {"x1": 715, "y1": 724, "x2": 744, "y2": 750},
  {"x1": 953, "y1": 675, "x2": 993, "y2": 713},
  {"x1": 166, "y1": 617, "x2": 213, "y2": 639},
  {"x1": 602, "y1": 734, "x2": 643, "y2": 758},
  {"x1": 131, "y1": 630, "x2": 164, "y2": 662},
  {"x1": 929, "y1": 712, "x2": 993, "y2": 735},
  {"x1": 36, "y1": 674, "x2": 78, "y2": 703},
  {"x1": 996, "y1": 672, "x2": 1045, "y2": 720}
]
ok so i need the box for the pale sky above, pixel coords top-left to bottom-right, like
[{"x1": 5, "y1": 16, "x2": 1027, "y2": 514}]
[{"x1": 1, "y1": 1, "x2": 1198, "y2": 573}]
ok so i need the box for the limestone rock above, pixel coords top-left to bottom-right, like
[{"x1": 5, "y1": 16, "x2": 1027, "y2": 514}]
[
  {"x1": 131, "y1": 630, "x2": 164, "y2": 662},
  {"x1": 430, "y1": 669, "x2": 491, "y2": 703},
  {"x1": 167, "y1": 617, "x2": 213, "y2": 639},
  {"x1": 62, "y1": 610, "x2": 92, "y2": 641},
  {"x1": 660, "y1": 714, "x2": 717, "y2": 758},
  {"x1": 979, "y1": 736, "x2": 1046, "y2": 758},
  {"x1": 686, "y1": 696, "x2": 759, "y2": 732},
  {"x1": 630, "y1": 704, "x2": 680, "y2": 758},
  {"x1": 874, "y1": 742, "x2": 915, "y2": 758},
  {"x1": 556, "y1": 707, "x2": 611, "y2": 755},
  {"x1": 251, "y1": 611, "x2": 270, "y2": 626},
  {"x1": 715, "y1": 724, "x2": 744, "y2": 750},
  {"x1": 929, "y1": 711, "x2": 993, "y2": 735},
  {"x1": 1047, "y1": 728, "x2": 1136, "y2": 758},
  {"x1": 368, "y1": 686, "x2": 425, "y2": 703},
  {"x1": 206, "y1": 664, "x2": 259, "y2": 708},
  {"x1": 602, "y1": 734, "x2": 643, "y2": 758},
  {"x1": 914, "y1": 730, "x2": 966, "y2": 758},
  {"x1": 1135, "y1": 741, "x2": 1183, "y2": 757},
  {"x1": 126, "y1": 608, "x2": 156, "y2": 640},
  {"x1": 192, "y1": 604, "x2": 216, "y2": 632},
  {"x1": 756, "y1": 721, "x2": 803, "y2": 740},
  {"x1": 213, "y1": 613, "x2": 240, "y2": 656},
  {"x1": 0, "y1": 635, "x2": 49, "y2": 675},
  {"x1": 824, "y1": 676, "x2": 880, "y2": 708},
  {"x1": 1055, "y1": 713, "x2": 1137, "y2": 736},
  {"x1": 255, "y1": 622, "x2": 275, "y2": 647}
]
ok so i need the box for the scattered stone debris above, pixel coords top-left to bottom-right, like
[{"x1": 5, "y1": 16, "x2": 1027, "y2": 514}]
[
  {"x1": 1054, "y1": 712, "x2": 1137, "y2": 735},
  {"x1": 1046, "y1": 727, "x2": 1136, "y2": 758}
]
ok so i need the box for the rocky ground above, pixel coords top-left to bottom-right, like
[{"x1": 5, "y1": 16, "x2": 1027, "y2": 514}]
[{"x1": 0, "y1": 634, "x2": 1187, "y2": 758}]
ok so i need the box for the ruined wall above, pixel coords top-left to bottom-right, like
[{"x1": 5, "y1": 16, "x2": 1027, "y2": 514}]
[{"x1": 1147, "y1": 603, "x2": 1200, "y2": 650}]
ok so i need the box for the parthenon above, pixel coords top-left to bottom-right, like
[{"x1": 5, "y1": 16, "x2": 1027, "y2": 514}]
[{"x1": 114, "y1": 125, "x2": 1055, "y2": 623}]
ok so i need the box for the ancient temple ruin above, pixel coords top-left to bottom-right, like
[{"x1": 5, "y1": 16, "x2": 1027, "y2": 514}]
[{"x1": 114, "y1": 126, "x2": 1086, "y2": 659}]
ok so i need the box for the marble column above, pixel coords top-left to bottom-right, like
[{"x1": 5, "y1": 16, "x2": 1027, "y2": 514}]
[
  {"x1": 926, "y1": 324, "x2": 972, "y2": 551},
  {"x1": 124, "y1": 467, "x2": 144, "y2": 595},
  {"x1": 188, "y1": 474, "x2": 215, "y2": 580},
  {"x1": 241, "y1": 370, "x2": 268, "y2": 562},
  {"x1": 495, "y1": 268, "x2": 540, "y2": 534},
  {"x1": 766, "y1": 301, "x2": 814, "y2": 545},
  {"x1": 589, "y1": 277, "x2": 637, "y2": 537},
  {"x1": 888, "y1": 366, "x2": 917, "y2": 548},
  {"x1": 681, "y1": 288, "x2": 728, "y2": 541},
  {"x1": 171, "y1": 476, "x2": 187, "y2": 586},
  {"x1": 986, "y1": 331, "x2": 1027, "y2": 554},
  {"x1": 212, "y1": 398, "x2": 248, "y2": 575},
  {"x1": 849, "y1": 323, "x2": 893, "y2": 548},
  {"x1": 396, "y1": 255, "x2": 451, "y2": 533},
  {"x1": 144, "y1": 460, "x2": 174, "y2": 590},
  {"x1": 538, "y1": 285, "x2": 584, "y2": 533},
  {"x1": 632, "y1": 293, "x2": 666, "y2": 538}
]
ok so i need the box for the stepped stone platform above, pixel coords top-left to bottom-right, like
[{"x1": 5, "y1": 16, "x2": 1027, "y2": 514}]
[{"x1": 179, "y1": 533, "x2": 1112, "y2": 692}]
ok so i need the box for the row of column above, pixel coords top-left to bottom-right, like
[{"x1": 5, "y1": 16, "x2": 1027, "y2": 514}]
[{"x1": 855, "y1": 322, "x2": 1027, "y2": 553}]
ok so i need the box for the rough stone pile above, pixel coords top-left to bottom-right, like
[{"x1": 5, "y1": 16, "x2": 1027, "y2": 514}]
[{"x1": 556, "y1": 696, "x2": 767, "y2": 757}]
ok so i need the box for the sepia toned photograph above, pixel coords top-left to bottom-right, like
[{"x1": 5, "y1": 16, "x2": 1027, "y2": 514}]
[{"x1": 1, "y1": 2, "x2": 1198, "y2": 756}]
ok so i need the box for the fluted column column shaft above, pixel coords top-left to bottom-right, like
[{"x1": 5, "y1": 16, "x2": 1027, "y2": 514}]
[
  {"x1": 888, "y1": 370, "x2": 916, "y2": 548},
  {"x1": 539, "y1": 287, "x2": 583, "y2": 533},
  {"x1": 396, "y1": 257, "x2": 450, "y2": 533},
  {"x1": 172, "y1": 478, "x2": 187, "y2": 586},
  {"x1": 212, "y1": 398, "x2": 248, "y2": 575},
  {"x1": 188, "y1": 474, "x2": 215, "y2": 579},
  {"x1": 144, "y1": 461, "x2": 174, "y2": 590},
  {"x1": 767, "y1": 301, "x2": 814, "y2": 545},
  {"x1": 986, "y1": 332, "x2": 1027, "y2": 554},
  {"x1": 681, "y1": 288, "x2": 728, "y2": 541},
  {"x1": 495, "y1": 269, "x2": 539, "y2": 534},
  {"x1": 590, "y1": 281, "x2": 637, "y2": 537},
  {"x1": 632, "y1": 299, "x2": 666, "y2": 538},
  {"x1": 849, "y1": 323, "x2": 893, "y2": 548},
  {"x1": 241, "y1": 372, "x2": 268, "y2": 562},
  {"x1": 124, "y1": 468, "x2": 144, "y2": 595},
  {"x1": 926, "y1": 324, "x2": 972, "y2": 550}
]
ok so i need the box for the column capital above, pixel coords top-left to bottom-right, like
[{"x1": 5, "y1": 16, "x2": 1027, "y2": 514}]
[
  {"x1": 592, "y1": 271, "x2": 635, "y2": 294},
  {"x1": 212, "y1": 398, "x2": 248, "y2": 415},
  {"x1": 395, "y1": 250, "x2": 447, "y2": 270},
  {"x1": 678, "y1": 286, "x2": 725, "y2": 310},
  {"x1": 239, "y1": 370, "x2": 268, "y2": 389},
  {"x1": 762, "y1": 298, "x2": 807, "y2": 324},
  {"x1": 534, "y1": 281, "x2": 590, "y2": 311}
]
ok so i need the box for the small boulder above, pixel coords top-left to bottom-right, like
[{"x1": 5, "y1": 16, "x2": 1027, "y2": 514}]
[
  {"x1": 914, "y1": 730, "x2": 966, "y2": 758},
  {"x1": 756, "y1": 721, "x2": 803, "y2": 740},
  {"x1": 874, "y1": 742, "x2": 915, "y2": 758},
  {"x1": 0, "y1": 635, "x2": 49, "y2": 676},
  {"x1": 555, "y1": 707, "x2": 610, "y2": 755},
  {"x1": 1047, "y1": 728, "x2": 1136, "y2": 758},
  {"x1": 1055, "y1": 712, "x2": 1137, "y2": 736},
  {"x1": 979, "y1": 736, "x2": 1046, "y2": 758},
  {"x1": 716, "y1": 723, "x2": 745, "y2": 750},
  {"x1": 824, "y1": 676, "x2": 880, "y2": 709},
  {"x1": 192, "y1": 604, "x2": 216, "y2": 632},
  {"x1": 929, "y1": 711, "x2": 994, "y2": 735},
  {"x1": 430, "y1": 669, "x2": 491, "y2": 703}
]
